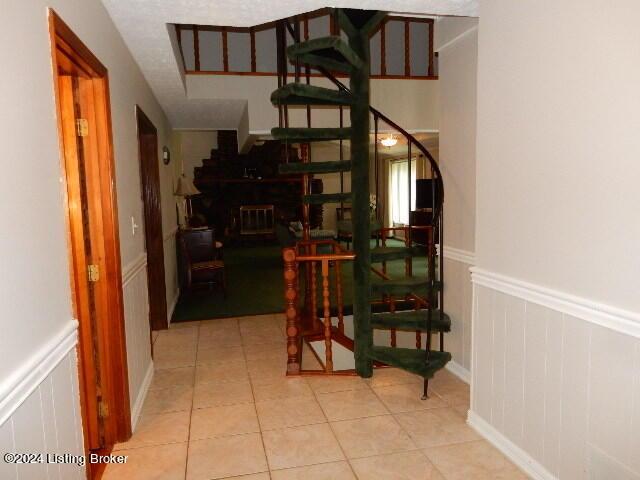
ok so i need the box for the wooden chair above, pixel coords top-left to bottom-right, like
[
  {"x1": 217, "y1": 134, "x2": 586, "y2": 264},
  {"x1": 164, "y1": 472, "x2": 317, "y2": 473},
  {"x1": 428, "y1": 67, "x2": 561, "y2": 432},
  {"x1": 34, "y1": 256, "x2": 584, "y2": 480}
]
[{"x1": 179, "y1": 228, "x2": 226, "y2": 296}]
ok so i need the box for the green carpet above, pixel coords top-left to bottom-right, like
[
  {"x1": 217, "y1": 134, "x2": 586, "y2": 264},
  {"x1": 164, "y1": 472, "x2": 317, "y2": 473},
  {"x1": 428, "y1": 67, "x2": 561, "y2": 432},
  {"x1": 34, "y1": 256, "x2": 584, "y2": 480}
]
[{"x1": 172, "y1": 239, "x2": 430, "y2": 322}]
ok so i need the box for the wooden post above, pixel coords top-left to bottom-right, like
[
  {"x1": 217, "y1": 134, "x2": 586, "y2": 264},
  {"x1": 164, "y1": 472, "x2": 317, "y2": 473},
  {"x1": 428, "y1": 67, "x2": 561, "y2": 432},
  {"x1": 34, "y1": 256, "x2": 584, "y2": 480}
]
[
  {"x1": 310, "y1": 244, "x2": 318, "y2": 331},
  {"x1": 301, "y1": 143, "x2": 311, "y2": 241},
  {"x1": 321, "y1": 260, "x2": 333, "y2": 372},
  {"x1": 404, "y1": 20, "x2": 410, "y2": 77},
  {"x1": 222, "y1": 27, "x2": 229, "y2": 72},
  {"x1": 390, "y1": 296, "x2": 397, "y2": 347},
  {"x1": 194, "y1": 25, "x2": 200, "y2": 71},
  {"x1": 250, "y1": 28, "x2": 256, "y2": 72},
  {"x1": 428, "y1": 20, "x2": 435, "y2": 77},
  {"x1": 283, "y1": 247, "x2": 300, "y2": 374}
]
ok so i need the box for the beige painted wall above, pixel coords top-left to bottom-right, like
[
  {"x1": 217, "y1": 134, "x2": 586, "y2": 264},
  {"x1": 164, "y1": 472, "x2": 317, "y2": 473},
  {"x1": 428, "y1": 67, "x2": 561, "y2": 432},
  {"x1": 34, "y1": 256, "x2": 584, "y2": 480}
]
[
  {"x1": 1, "y1": 0, "x2": 175, "y2": 453},
  {"x1": 476, "y1": 0, "x2": 640, "y2": 312},
  {"x1": 436, "y1": 18, "x2": 478, "y2": 253},
  {"x1": 187, "y1": 75, "x2": 440, "y2": 134},
  {"x1": 472, "y1": 1, "x2": 640, "y2": 478},
  {"x1": 175, "y1": 130, "x2": 218, "y2": 181}
]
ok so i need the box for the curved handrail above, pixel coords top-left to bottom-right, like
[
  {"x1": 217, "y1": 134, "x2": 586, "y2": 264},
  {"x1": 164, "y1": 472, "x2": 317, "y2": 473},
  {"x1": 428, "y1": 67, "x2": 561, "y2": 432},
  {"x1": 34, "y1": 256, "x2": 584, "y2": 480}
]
[{"x1": 317, "y1": 67, "x2": 444, "y2": 225}]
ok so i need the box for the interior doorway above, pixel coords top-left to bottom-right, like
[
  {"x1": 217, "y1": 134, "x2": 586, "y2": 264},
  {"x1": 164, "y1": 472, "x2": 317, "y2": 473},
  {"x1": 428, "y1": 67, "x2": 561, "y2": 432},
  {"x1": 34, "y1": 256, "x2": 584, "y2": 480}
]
[
  {"x1": 49, "y1": 8, "x2": 132, "y2": 473},
  {"x1": 136, "y1": 106, "x2": 168, "y2": 332}
]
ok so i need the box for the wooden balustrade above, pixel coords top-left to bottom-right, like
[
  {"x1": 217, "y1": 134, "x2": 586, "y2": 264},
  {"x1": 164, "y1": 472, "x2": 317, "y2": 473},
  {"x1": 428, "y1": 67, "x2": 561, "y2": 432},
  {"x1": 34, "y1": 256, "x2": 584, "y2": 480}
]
[
  {"x1": 175, "y1": 10, "x2": 437, "y2": 79},
  {"x1": 282, "y1": 240, "x2": 355, "y2": 375}
]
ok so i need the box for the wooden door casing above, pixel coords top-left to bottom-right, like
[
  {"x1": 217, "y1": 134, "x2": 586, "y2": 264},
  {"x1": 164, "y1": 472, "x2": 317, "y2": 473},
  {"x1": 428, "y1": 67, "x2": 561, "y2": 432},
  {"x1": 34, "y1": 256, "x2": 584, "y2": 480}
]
[
  {"x1": 136, "y1": 106, "x2": 168, "y2": 331},
  {"x1": 49, "y1": 9, "x2": 132, "y2": 462}
]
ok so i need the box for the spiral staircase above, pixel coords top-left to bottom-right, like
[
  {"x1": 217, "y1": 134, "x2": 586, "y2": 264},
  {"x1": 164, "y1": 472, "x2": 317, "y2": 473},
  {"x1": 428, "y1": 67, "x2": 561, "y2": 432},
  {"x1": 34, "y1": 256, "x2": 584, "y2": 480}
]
[{"x1": 272, "y1": 8, "x2": 450, "y2": 398}]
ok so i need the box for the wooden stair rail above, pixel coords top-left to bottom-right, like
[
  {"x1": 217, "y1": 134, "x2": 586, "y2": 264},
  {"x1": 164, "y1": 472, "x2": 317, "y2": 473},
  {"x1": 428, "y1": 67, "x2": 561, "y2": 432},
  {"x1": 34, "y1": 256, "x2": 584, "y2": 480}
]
[{"x1": 282, "y1": 240, "x2": 355, "y2": 374}]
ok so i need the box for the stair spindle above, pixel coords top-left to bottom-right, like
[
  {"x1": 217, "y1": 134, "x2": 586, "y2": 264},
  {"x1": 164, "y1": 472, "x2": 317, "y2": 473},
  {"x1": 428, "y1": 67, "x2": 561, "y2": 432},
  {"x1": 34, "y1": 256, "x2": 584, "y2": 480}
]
[
  {"x1": 335, "y1": 258, "x2": 345, "y2": 333},
  {"x1": 321, "y1": 260, "x2": 333, "y2": 372}
]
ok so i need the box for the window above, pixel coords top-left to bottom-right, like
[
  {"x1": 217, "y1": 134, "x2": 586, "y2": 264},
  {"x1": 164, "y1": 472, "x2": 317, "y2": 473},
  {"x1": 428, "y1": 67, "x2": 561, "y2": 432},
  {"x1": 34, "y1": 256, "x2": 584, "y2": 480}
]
[{"x1": 389, "y1": 159, "x2": 417, "y2": 225}]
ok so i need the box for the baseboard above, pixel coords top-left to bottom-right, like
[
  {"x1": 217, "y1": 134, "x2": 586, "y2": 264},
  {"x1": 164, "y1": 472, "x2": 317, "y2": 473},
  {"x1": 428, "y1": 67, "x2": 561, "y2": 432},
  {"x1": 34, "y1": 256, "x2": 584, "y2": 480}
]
[
  {"x1": 467, "y1": 411, "x2": 556, "y2": 480},
  {"x1": 167, "y1": 288, "x2": 180, "y2": 326},
  {"x1": 131, "y1": 360, "x2": 154, "y2": 431},
  {"x1": 0, "y1": 320, "x2": 78, "y2": 425},
  {"x1": 445, "y1": 359, "x2": 470, "y2": 384}
]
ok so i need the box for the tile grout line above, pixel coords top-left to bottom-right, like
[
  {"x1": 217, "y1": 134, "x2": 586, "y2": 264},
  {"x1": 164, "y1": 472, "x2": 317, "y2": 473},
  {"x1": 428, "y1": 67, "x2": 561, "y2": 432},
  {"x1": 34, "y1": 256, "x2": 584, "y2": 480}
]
[
  {"x1": 243, "y1": 319, "x2": 273, "y2": 478},
  {"x1": 183, "y1": 322, "x2": 201, "y2": 480}
]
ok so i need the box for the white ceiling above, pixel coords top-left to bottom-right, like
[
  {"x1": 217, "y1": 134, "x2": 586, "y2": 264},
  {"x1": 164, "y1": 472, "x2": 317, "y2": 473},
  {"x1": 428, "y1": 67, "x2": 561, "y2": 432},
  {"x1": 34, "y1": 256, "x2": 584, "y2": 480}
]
[{"x1": 101, "y1": 0, "x2": 479, "y2": 130}]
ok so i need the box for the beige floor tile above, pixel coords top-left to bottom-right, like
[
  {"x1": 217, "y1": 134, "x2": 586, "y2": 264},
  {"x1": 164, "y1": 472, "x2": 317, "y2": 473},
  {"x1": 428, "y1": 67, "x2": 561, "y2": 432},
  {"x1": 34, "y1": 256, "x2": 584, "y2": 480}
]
[
  {"x1": 424, "y1": 440, "x2": 528, "y2": 480},
  {"x1": 226, "y1": 474, "x2": 270, "y2": 480},
  {"x1": 331, "y1": 415, "x2": 416, "y2": 459},
  {"x1": 305, "y1": 375, "x2": 369, "y2": 394},
  {"x1": 365, "y1": 368, "x2": 422, "y2": 388},
  {"x1": 195, "y1": 361, "x2": 248, "y2": 385},
  {"x1": 196, "y1": 345, "x2": 245, "y2": 365},
  {"x1": 150, "y1": 366, "x2": 195, "y2": 390},
  {"x1": 252, "y1": 377, "x2": 313, "y2": 402},
  {"x1": 193, "y1": 379, "x2": 254, "y2": 408},
  {"x1": 271, "y1": 461, "x2": 356, "y2": 479},
  {"x1": 262, "y1": 423, "x2": 344, "y2": 470},
  {"x1": 256, "y1": 396, "x2": 326, "y2": 431},
  {"x1": 190, "y1": 403, "x2": 259, "y2": 440},
  {"x1": 169, "y1": 320, "x2": 201, "y2": 329},
  {"x1": 350, "y1": 450, "x2": 445, "y2": 480},
  {"x1": 142, "y1": 384, "x2": 193, "y2": 415},
  {"x1": 373, "y1": 383, "x2": 446, "y2": 413},
  {"x1": 198, "y1": 333, "x2": 243, "y2": 348},
  {"x1": 395, "y1": 408, "x2": 480, "y2": 448},
  {"x1": 114, "y1": 411, "x2": 190, "y2": 451},
  {"x1": 242, "y1": 330, "x2": 287, "y2": 346},
  {"x1": 431, "y1": 382, "x2": 470, "y2": 408},
  {"x1": 154, "y1": 349, "x2": 197, "y2": 369},
  {"x1": 452, "y1": 404, "x2": 469, "y2": 420},
  {"x1": 248, "y1": 359, "x2": 288, "y2": 383},
  {"x1": 200, "y1": 318, "x2": 239, "y2": 331},
  {"x1": 152, "y1": 331, "x2": 160, "y2": 344},
  {"x1": 187, "y1": 433, "x2": 268, "y2": 480},
  {"x1": 103, "y1": 442, "x2": 187, "y2": 480},
  {"x1": 316, "y1": 389, "x2": 388, "y2": 421},
  {"x1": 244, "y1": 342, "x2": 288, "y2": 362}
]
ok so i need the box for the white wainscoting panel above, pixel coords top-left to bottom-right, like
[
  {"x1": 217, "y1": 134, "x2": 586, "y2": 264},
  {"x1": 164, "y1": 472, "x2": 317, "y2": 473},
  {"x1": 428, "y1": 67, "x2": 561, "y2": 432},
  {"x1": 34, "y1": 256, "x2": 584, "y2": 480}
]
[
  {"x1": 0, "y1": 324, "x2": 84, "y2": 480},
  {"x1": 122, "y1": 254, "x2": 153, "y2": 431},
  {"x1": 470, "y1": 268, "x2": 640, "y2": 480}
]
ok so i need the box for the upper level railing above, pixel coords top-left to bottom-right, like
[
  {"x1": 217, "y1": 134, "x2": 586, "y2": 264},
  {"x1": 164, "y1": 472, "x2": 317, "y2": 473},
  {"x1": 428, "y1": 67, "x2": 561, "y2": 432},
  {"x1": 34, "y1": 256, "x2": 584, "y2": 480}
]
[{"x1": 175, "y1": 9, "x2": 437, "y2": 79}]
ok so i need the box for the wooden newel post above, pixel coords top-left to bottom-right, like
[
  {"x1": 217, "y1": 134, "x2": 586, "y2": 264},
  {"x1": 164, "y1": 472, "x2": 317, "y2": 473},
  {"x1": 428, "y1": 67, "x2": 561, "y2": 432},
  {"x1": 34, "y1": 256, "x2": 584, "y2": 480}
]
[{"x1": 283, "y1": 247, "x2": 300, "y2": 374}]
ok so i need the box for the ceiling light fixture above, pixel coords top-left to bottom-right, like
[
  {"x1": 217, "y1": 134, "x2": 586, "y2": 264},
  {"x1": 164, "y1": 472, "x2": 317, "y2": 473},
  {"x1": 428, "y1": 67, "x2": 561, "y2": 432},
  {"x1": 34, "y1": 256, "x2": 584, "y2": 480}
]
[{"x1": 380, "y1": 134, "x2": 398, "y2": 148}]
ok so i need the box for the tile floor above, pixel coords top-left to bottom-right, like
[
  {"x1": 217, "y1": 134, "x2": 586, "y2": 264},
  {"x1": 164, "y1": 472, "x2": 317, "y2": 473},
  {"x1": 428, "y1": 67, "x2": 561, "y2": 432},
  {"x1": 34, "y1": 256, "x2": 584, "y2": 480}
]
[{"x1": 103, "y1": 314, "x2": 528, "y2": 480}]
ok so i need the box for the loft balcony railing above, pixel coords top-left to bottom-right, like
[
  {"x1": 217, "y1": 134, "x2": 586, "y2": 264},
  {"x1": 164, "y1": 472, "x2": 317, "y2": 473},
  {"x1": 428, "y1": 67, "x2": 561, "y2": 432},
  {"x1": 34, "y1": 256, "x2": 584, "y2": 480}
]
[{"x1": 175, "y1": 9, "x2": 437, "y2": 79}]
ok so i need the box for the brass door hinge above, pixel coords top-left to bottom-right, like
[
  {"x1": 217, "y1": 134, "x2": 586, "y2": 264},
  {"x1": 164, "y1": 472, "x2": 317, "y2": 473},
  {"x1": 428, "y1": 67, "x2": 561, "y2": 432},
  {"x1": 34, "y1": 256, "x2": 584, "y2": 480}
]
[
  {"x1": 76, "y1": 118, "x2": 89, "y2": 137},
  {"x1": 87, "y1": 264, "x2": 100, "y2": 282},
  {"x1": 98, "y1": 400, "x2": 109, "y2": 419}
]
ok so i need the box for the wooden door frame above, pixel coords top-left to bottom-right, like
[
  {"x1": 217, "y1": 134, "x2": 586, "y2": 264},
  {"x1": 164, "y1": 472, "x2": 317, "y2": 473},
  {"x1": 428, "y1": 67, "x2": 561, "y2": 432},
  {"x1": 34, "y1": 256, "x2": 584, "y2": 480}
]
[
  {"x1": 48, "y1": 8, "x2": 132, "y2": 457},
  {"x1": 135, "y1": 105, "x2": 169, "y2": 331}
]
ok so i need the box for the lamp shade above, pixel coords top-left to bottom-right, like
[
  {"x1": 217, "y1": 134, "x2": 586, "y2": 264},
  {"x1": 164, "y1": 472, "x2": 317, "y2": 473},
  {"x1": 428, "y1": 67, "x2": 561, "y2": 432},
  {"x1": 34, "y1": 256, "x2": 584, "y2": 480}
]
[{"x1": 174, "y1": 175, "x2": 200, "y2": 196}]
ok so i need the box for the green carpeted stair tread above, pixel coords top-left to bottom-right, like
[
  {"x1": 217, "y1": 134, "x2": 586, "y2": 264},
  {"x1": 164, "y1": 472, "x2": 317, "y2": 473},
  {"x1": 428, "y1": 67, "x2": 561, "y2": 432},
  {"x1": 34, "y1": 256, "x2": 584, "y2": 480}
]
[
  {"x1": 369, "y1": 347, "x2": 451, "y2": 379},
  {"x1": 271, "y1": 127, "x2": 351, "y2": 142},
  {"x1": 371, "y1": 310, "x2": 451, "y2": 332},
  {"x1": 303, "y1": 192, "x2": 352, "y2": 205},
  {"x1": 271, "y1": 83, "x2": 353, "y2": 106},
  {"x1": 287, "y1": 36, "x2": 363, "y2": 72},
  {"x1": 371, "y1": 277, "x2": 443, "y2": 297},
  {"x1": 370, "y1": 246, "x2": 424, "y2": 262},
  {"x1": 279, "y1": 160, "x2": 352, "y2": 175}
]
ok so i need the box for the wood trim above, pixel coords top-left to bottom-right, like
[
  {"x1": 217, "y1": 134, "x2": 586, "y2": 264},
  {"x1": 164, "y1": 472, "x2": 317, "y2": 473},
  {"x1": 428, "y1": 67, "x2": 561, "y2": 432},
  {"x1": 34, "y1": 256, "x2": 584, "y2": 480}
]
[
  {"x1": 404, "y1": 20, "x2": 410, "y2": 77},
  {"x1": 222, "y1": 27, "x2": 229, "y2": 72},
  {"x1": 428, "y1": 19, "x2": 435, "y2": 77},
  {"x1": 135, "y1": 106, "x2": 168, "y2": 331},
  {"x1": 380, "y1": 20, "x2": 386, "y2": 76},
  {"x1": 193, "y1": 25, "x2": 200, "y2": 71},
  {"x1": 48, "y1": 8, "x2": 131, "y2": 472},
  {"x1": 175, "y1": 25, "x2": 187, "y2": 71}
]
